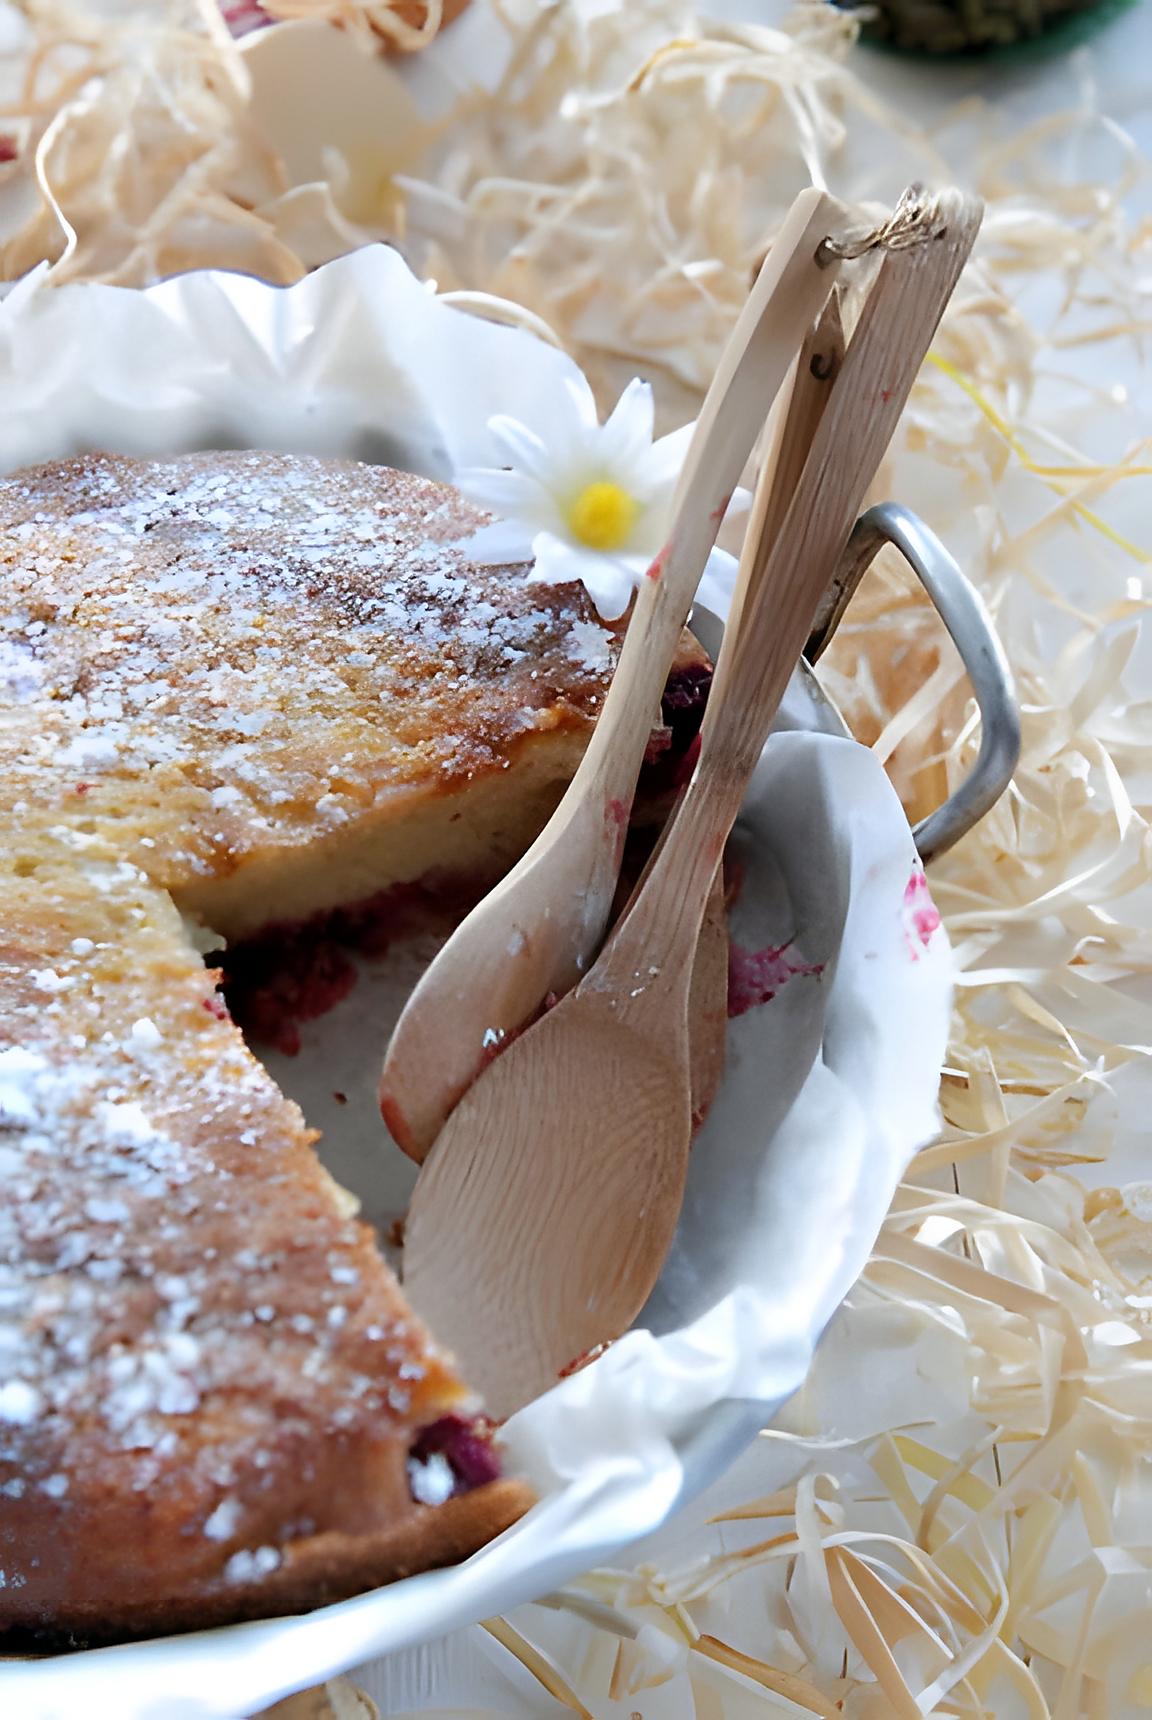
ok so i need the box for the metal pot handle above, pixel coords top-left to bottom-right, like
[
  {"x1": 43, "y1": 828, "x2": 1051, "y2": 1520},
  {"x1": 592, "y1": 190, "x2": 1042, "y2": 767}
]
[{"x1": 805, "y1": 502, "x2": 1021, "y2": 866}]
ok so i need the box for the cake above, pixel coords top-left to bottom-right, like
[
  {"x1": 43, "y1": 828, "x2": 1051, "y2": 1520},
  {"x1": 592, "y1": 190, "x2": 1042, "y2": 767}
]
[{"x1": 0, "y1": 450, "x2": 709, "y2": 1644}]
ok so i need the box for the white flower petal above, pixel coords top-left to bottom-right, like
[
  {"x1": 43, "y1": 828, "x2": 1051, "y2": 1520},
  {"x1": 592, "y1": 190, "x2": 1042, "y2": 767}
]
[
  {"x1": 529, "y1": 532, "x2": 639, "y2": 620},
  {"x1": 618, "y1": 491, "x2": 672, "y2": 557},
  {"x1": 581, "y1": 557, "x2": 641, "y2": 621},
  {"x1": 532, "y1": 376, "x2": 604, "y2": 485},
  {"x1": 457, "y1": 521, "x2": 535, "y2": 566},
  {"x1": 597, "y1": 378, "x2": 656, "y2": 472},
  {"x1": 695, "y1": 547, "x2": 740, "y2": 619},
  {"x1": 617, "y1": 552, "x2": 656, "y2": 580},
  {"x1": 562, "y1": 373, "x2": 601, "y2": 435},
  {"x1": 455, "y1": 466, "x2": 555, "y2": 525},
  {"x1": 487, "y1": 415, "x2": 555, "y2": 485},
  {"x1": 454, "y1": 369, "x2": 697, "y2": 617},
  {"x1": 605, "y1": 377, "x2": 655, "y2": 442},
  {"x1": 715, "y1": 485, "x2": 753, "y2": 557},
  {"x1": 636, "y1": 419, "x2": 694, "y2": 491},
  {"x1": 527, "y1": 529, "x2": 592, "y2": 590}
]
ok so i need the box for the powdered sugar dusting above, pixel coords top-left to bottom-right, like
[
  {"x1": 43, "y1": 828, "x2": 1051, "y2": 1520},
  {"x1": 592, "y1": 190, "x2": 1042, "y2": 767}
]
[
  {"x1": 0, "y1": 451, "x2": 615, "y2": 891},
  {"x1": 0, "y1": 1046, "x2": 48, "y2": 1127},
  {"x1": 203, "y1": 1497, "x2": 243, "y2": 1542},
  {"x1": 567, "y1": 618, "x2": 614, "y2": 674},
  {"x1": 224, "y1": 1545, "x2": 281, "y2": 1583},
  {"x1": 0, "y1": 869, "x2": 477, "y2": 1604},
  {"x1": 0, "y1": 452, "x2": 542, "y2": 1614},
  {"x1": 407, "y1": 1450, "x2": 456, "y2": 1508},
  {"x1": 0, "y1": 1381, "x2": 41, "y2": 1426}
]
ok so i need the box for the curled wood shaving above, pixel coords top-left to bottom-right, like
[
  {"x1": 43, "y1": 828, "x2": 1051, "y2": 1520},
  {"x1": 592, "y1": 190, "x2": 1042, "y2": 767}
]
[
  {"x1": 479, "y1": 1616, "x2": 593, "y2": 1717},
  {"x1": 245, "y1": 0, "x2": 461, "y2": 55},
  {"x1": 0, "y1": 0, "x2": 301, "y2": 283},
  {"x1": 0, "y1": 0, "x2": 393, "y2": 283},
  {"x1": 396, "y1": 0, "x2": 913, "y2": 423},
  {"x1": 257, "y1": 1676, "x2": 379, "y2": 1719}
]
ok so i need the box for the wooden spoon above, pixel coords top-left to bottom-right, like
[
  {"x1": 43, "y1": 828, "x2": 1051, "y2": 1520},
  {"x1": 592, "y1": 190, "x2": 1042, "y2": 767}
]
[
  {"x1": 380, "y1": 187, "x2": 848, "y2": 1161},
  {"x1": 402, "y1": 192, "x2": 981, "y2": 1417},
  {"x1": 668, "y1": 294, "x2": 848, "y2": 1132},
  {"x1": 686, "y1": 865, "x2": 729, "y2": 1131}
]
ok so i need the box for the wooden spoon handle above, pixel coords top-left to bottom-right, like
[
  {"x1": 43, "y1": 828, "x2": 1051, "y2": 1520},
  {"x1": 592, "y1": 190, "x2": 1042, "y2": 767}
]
[
  {"x1": 607, "y1": 190, "x2": 983, "y2": 986},
  {"x1": 612, "y1": 297, "x2": 846, "y2": 925},
  {"x1": 560, "y1": 187, "x2": 848, "y2": 815},
  {"x1": 709, "y1": 191, "x2": 982, "y2": 773},
  {"x1": 717, "y1": 292, "x2": 846, "y2": 682}
]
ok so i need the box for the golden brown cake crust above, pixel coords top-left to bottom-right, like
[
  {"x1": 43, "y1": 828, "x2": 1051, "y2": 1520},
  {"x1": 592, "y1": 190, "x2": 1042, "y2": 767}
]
[
  {"x1": 0, "y1": 857, "x2": 526, "y2": 1642},
  {"x1": 0, "y1": 453, "x2": 632, "y2": 1641},
  {"x1": 2, "y1": 1480, "x2": 534, "y2": 1648},
  {"x1": 0, "y1": 451, "x2": 618, "y2": 923}
]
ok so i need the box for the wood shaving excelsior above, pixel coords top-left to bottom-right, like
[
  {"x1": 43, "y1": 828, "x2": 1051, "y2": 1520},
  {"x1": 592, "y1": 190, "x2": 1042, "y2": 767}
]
[
  {"x1": 0, "y1": 0, "x2": 378, "y2": 284},
  {"x1": 257, "y1": 1675, "x2": 380, "y2": 1719},
  {"x1": 3, "y1": 0, "x2": 1151, "y2": 1710},
  {"x1": 247, "y1": 0, "x2": 468, "y2": 55}
]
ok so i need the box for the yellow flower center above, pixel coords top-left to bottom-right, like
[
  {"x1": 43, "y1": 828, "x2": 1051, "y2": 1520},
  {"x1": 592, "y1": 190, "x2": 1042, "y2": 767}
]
[{"x1": 565, "y1": 481, "x2": 639, "y2": 552}]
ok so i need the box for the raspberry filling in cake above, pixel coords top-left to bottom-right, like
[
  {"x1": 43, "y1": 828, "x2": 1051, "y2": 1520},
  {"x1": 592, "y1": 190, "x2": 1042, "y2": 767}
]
[
  {"x1": 219, "y1": 661, "x2": 712, "y2": 1056},
  {"x1": 407, "y1": 1414, "x2": 502, "y2": 1506}
]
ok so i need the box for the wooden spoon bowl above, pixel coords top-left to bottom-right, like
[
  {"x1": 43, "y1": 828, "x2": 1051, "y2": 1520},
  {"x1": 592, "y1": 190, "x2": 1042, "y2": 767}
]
[{"x1": 403, "y1": 997, "x2": 691, "y2": 1405}]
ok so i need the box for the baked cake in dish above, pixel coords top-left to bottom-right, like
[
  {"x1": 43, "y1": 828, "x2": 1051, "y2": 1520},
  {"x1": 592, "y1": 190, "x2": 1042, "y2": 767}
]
[{"x1": 0, "y1": 450, "x2": 708, "y2": 1644}]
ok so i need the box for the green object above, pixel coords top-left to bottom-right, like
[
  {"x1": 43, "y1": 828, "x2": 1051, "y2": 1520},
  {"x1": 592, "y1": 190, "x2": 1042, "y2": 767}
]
[{"x1": 835, "y1": 0, "x2": 1137, "y2": 58}]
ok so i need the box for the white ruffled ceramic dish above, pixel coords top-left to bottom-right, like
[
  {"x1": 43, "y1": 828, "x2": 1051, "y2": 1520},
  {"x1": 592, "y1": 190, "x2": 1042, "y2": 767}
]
[{"x1": 0, "y1": 249, "x2": 958, "y2": 1720}]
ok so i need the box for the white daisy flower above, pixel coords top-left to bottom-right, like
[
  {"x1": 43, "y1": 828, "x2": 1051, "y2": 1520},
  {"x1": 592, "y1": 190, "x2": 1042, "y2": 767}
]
[{"x1": 454, "y1": 374, "x2": 739, "y2": 621}]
